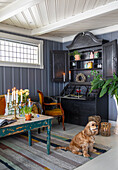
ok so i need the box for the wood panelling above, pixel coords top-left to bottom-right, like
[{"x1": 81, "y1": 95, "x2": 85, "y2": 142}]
[{"x1": 0, "y1": 32, "x2": 63, "y2": 99}]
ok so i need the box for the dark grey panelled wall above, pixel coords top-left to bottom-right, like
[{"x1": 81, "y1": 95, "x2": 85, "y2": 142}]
[
  {"x1": 1, "y1": 31, "x2": 118, "y2": 121},
  {"x1": 0, "y1": 31, "x2": 64, "y2": 100},
  {"x1": 63, "y1": 31, "x2": 118, "y2": 121}
]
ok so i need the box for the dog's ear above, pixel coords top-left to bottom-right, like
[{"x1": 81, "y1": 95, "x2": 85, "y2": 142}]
[{"x1": 84, "y1": 124, "x2": 92, "y2": 136}]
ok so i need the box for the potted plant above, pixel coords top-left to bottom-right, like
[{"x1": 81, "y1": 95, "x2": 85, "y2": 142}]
[
  {"x1": 20, "y1": 104, "x2": 33, "y2": 120},
  {"x1": 69, "y1": 51, "x2": 81, "y2": 60},
  {"x1": 89, "y1": 71, "x2": 118, "y2": 134}
]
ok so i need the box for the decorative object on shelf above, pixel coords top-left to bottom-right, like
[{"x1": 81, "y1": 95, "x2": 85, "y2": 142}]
[
  {"x1": 62, "y1": 72, "x2": 65, "y2": 82},
  {"x1": 76, "y1": 73, "x2": 86, "y2": 82},
  {"x1": 90, "y1": 52, "x2": 94, "y2": 59},
  {"x1": 88, "y1": 115, "x2": 101, "y2": 134},
  {"x1": 75, "y1": 54, "x2": 81, "y2": 61},
  {"x1": 69, "y1": 70, "x2": 71, "y2": 81},
  {"x1": 94, "y1": 51, "x2": 99, "y2": 58},
  {"x1": 69, "y1": 50, "x2": 81, "y2": 60},
  {"x1": 100, "y1": 122, "x2": 111, "y2": 136},
  {"x1": 72, "y1": 62, "x2": 76, "y2": 66},
  {"x1": 76, "y1": 89, "x2": 81, "y2": 98},
  {"x1": 84, "y1": 63, "x2": 88, "y2": 68},
  {"x1": 87, "y1": 61, "x2": 93, "y2": 68},
  {"x1": 89, "y1": 71, "x2": 118, "y2": 135}
]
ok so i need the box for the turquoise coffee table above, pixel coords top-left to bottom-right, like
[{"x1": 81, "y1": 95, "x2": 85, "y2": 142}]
[{"x1": 0, "y1": 115, "x2": 53, "y2": 154}]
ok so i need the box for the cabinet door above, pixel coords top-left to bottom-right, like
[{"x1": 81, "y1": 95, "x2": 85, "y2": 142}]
[
  {"x1": 103, "y1": 40, "x2": 117, "y2": 79},
  {"x1": 51, "y1": 50, "x2": 69, "y2": 82}
]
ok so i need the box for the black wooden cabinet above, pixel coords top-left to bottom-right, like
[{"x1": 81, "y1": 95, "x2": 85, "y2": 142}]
[
  {"x1": 51, "y1": 50, "x2": 68, "y2": 82},
  {"x1": 51, "y1": 32, "x2": 117, "y2": 126},
  {"x1": 103, "y1": 40, "x2": 118, "y2": 79},
  {"x1": 58, "y1": 82, "x2": 108, "y2": 126}
]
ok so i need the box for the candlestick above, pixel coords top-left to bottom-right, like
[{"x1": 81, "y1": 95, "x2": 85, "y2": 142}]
[
  {"x1": 69, "y1": 70, "x2": 71, "y2": 81},
  {"x1": 16, "y1": 90, "x2": 18, "y2": 103},
  {"x1": 63, "y1": 72, "x2": 65, "y2": 82},
  {"x1": 14, "y1": 87, "x2": 16, "y2": 101},
  {"x1": 7, "y1": 87, "x2": 19, "y2": 120},
  {"x1": 12, "y1": 88, "x2": 14, "y2": 102},
  {"x1": 28, "y1": 98, "x2": 31, "y2": 107},
  {"x1": 7, "y1": 89, "x2": 10, "y2": 103},
  {"x1": 20, "y1": 89, "x2": 23, "y2": 102}
]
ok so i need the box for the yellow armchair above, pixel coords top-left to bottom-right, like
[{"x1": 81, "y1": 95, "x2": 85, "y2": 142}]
[{"x1": 37, "y1": 90, "x2": 65, "y2": 130}]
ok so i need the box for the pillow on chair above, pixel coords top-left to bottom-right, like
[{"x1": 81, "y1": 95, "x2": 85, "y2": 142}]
[{"x1": 32, "y1": 102, "x2": 43, "y2": 114}]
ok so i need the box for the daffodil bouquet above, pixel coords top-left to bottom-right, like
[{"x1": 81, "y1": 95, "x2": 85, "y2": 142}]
[{"x1": 18, "y1": 89, "x2": 29, "y2": 104}]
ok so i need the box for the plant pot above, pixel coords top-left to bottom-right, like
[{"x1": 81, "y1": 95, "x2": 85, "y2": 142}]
[
  {"x1": 25, "y1": 114, "x2": 31, "y2": 121},
  {"x1": 75, "y1": 54, "x2": 81, "y2": 60}
]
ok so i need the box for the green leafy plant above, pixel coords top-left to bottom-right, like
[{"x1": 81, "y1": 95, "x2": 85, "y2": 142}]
[
  {"x1": 90, "y1": 71, "x2": 118, "y2": 104},
  {"x1": 69, "y1": 50, "x2": 81, "y2": 57},
  {"x1": 20, "y1": 105, "x2": 33, "y2": 116}
]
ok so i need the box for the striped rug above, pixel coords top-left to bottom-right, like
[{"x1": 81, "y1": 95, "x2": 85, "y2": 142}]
[{"x1": 0, "y1": 130, "x2": 110, "y2": 170}]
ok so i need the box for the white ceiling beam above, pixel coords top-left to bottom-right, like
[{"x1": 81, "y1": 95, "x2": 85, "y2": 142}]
[
  {"x1": 1, "y1": 23, "x2": 118, "y2": 43},
  {"x1": 0, "y1": 0, "x2": 44, "y2": 22},
  {"x1": 31, "y1": 1, "x2": 118, "y2": 35},
  {"x1": 0, "y1": 23, "x2": 63, "y2": 43}
]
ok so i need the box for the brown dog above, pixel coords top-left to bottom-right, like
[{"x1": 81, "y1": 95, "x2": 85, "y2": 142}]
[{"x1": 55, "y1": 121, "x2": 98, "y2": 157}]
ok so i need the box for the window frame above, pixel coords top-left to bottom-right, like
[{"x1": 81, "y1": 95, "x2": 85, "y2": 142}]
[{"x1": 0, "y1": 38, "x2": 44, "y2": 69}]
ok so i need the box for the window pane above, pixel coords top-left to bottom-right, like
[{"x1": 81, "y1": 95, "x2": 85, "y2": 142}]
[{"x1": 0, "y1": 39, "x2": 39, "y2": 65}]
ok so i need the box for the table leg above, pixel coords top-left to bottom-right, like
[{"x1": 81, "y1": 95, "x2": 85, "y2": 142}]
[
  {"x1": 47, "y1": 120, "x2": 51, "y2": 155},
  {"x1": 28, "y1": 130, "x2": 32, "y2": 146}
]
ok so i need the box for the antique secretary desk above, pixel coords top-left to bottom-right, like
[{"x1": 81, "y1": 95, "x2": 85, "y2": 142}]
[{"x1": 51, "y1": 32, "x2": 118, "y2": 126}]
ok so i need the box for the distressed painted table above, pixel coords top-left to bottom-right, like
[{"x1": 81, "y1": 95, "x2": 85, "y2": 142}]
[{"x1": 0, "y1": 115, "x2": 53, "y2": 154}]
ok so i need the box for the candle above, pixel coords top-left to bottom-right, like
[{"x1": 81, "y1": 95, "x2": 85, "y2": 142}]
[
  {"x1": 69, "y1": 70, "x2": 71, "y2": 81},
  {"x1": 12, "y1": 88, "x2": 14, "y2": 101},
  {"x1": 7, "y1": 89, "x2": 10, "y2": 103},
  {"x1": 14, "y1": 87, "x2": 16, "y2": 101},
  {"x1": 20, "y1": 89, "x2": 23, "y2": 102},
  {"x1": 29, "y1": 98, "x2": 31, "y2": 107},
  {"x1": 16, "y1": 90, "x2": 18, "y2": 103},
  {"x1": 63, "y1": 72, "x2": 65, "y2": 82}
]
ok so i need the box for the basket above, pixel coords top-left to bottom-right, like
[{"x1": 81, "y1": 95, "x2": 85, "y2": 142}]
[
  {"x1": 100, "y1": 122, "x2": 111, "y2": 136},
  {"x1": 88, "y1": 115, "x2": 101, "y2": 133}
]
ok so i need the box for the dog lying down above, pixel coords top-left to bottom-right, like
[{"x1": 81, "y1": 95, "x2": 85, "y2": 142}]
[{"x1": 55, "y1": 121, "x2": 98, "y2": 157}]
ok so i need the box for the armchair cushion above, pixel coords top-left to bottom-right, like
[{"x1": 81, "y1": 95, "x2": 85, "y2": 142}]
[{"x1": 45, "y1": 108, "x2": 63, "y2": 116}]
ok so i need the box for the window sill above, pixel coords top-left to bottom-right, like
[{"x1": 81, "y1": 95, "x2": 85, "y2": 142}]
[{"x1": 0, "y1": 61, "x2": 44, "y2": 69}]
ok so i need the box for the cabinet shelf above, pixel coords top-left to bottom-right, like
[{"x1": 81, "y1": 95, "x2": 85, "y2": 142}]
[
  {"x1": 70, "y1": 68, "x2": 102, "y2": 71},
  {"x1": 70, "y1": 57, "x2": 102, "y2": 62}
]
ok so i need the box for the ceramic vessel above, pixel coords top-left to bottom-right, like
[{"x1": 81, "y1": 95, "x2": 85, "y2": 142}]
[
  {"x1": 75, "y1": 54, "x2": 81, "y2": 60},
  {"x1": 25, "y1": 114, "x2": 31, "y2": 121}
]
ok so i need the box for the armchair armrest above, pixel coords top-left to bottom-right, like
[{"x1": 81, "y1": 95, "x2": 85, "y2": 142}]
[{"x1": 44, "y1": 103, "x2": 58, "y2": 106}]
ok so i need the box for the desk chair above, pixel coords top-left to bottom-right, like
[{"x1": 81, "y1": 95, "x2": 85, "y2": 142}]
[{"x1": 37, "y1": 90, "x2": 65, "y2": 130}]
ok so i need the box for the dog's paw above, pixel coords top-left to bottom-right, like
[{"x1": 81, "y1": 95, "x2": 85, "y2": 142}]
[
  {"x1": 78, "y1": 152, "x2": 82, "y2": 155},
  {"x1": 91, "y1": 149, "x2": 97, "y2": 153},
  {"x1": 83, "y1": 153, "x2": 90, "y2": 157}
]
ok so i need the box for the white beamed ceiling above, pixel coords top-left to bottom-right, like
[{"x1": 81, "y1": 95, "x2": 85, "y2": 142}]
[{"x1": 0, "y1": 0, "x2": 118, "y2": 42}]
